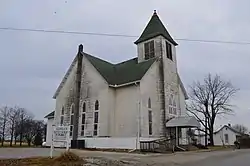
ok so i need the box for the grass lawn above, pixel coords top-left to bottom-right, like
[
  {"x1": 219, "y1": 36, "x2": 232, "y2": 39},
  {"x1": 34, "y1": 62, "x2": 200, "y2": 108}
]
[{"x1": 0, "y1": 141, "x2": 34, "y2": 148}]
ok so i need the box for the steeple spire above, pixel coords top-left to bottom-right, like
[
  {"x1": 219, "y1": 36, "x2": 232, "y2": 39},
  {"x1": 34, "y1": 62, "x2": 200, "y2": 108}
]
[{"x1": 134, "y1": 11, "x2": 178, "y2": 46}]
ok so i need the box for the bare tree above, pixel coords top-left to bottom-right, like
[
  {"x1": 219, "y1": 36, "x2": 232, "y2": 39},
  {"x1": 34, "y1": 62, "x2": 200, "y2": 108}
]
[
  {"x1": 0, "y1": 106, "x2": 10, "y2": 146},
  {"x1": 14, "y1": 108, "x2": 33, "y2": 146},
  {"x1": 23, "y1": 119, "x2": 44, "y2": 146},
  {"x1": 233, "y1": 124, "x2": 248, "y2": 134},
  {"x1": 187, "y1": 74, "x2": 238, "y2": 146},
  {"x1": 8, "y1": 107, "x2": 20, "y2": 146},
  {"x1": 14, "y1": 109, "x2": 22, "y2": 145}
]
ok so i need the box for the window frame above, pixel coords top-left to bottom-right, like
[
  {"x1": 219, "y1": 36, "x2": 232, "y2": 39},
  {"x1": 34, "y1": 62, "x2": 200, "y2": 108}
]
[
  {"x1": 82, "y1": 102, "x2": 86, "y2": 112},
  {"x1": 148, "y1": 98, "x2": 151, "y2": 109},
  {"x1": 69, "y1": 104, "x2": 75, "y2": 137},
  {"x1": 81, "y1": 124, "x2": 85, "y2": 136},
  {"x1": 60, "y1": 116, "x2": 64, "y2": 125},
  {"x1": 166, "y1": 41, "x2": 173, "y2": 61},
  {"x1": 93, "y1": 124, "x2": 98, "y2": 136},
  {"x1": 93, "y1": 100, "x2": 99, "y2": 136},
  {"x1": 71, "y1": 103, "x2": 75, "y2": 114},
  {"x1": 169, "y1": 93, "x2": 177, "y2": 115},
  {"x1": 148, "y1": 110, "x2": 153, "y2": 135},
  {"x1": 144, "y1": 40, "x2": 155, "y2": 60},
  {"x1": 81, "y1": 102, "x2": 86, "y2": 136},
  {"x1": 95, "y1": 100, "x2": 99, "y2": 111},
  {"x1": 224, "y1": 134, "x2": 229, "y2": 143},
  {"x1": 70, "y1": 125, "x2": 73, "y2": 137},
  {"x1": 60, "y1": 106, "x2": 65, "y2": 125},
  {"x1": 148, "y1": 98, "x2": 153, "y2": 136}
]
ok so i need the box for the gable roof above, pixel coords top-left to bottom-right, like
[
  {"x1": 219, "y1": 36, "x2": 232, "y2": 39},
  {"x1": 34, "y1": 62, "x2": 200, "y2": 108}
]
[
  {"x1": 44, "y1": 111, "x2": 54, "y2": 119},
  {"x1": 134, "y1": 11, "x2": 178, "y2": 45},
  {"x1": 85, "y1": 53, "x2": 156, "y2": 85},
  {"x1": 53, "y1": 52, "x2": 156, "y2": 99},
  {"x1": 53, "y1": 56, "x2": 77, "y2": 99},
  {"x1": 214, "y1": 125, "x2": 245, "y2": 135}
]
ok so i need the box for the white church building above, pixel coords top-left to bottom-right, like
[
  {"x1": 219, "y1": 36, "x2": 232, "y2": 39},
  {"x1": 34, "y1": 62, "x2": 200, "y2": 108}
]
[{"x1": 45, "y1": 11, "x2": 199, "y2": 149}]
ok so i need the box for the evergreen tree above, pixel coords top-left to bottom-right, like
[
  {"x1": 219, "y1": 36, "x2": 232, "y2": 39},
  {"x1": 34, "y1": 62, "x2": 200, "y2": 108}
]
[{"x1": 33, "y1": 131, "x2": 43, "y2": 146}]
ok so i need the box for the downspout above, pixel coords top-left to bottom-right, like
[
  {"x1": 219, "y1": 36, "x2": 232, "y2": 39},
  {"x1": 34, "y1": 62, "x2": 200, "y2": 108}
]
[
  {"x1": 129, "y1": 82, "x2": 141, "y2": 153},
  {"x1": 72, "y1": 44, "x2": 83, "y2": 141}
]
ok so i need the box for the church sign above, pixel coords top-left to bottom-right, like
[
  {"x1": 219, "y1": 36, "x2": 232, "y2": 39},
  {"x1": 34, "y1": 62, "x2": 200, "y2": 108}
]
[
  {"x1": 50, "y1": 125, "x2": 70, "y2": 158},
  {"x1": 54, "y1": 126, "x2": 70, "y2": 142}
]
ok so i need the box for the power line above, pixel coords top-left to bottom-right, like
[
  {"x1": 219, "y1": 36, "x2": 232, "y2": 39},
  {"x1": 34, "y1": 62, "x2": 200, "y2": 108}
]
[
  {"x1": 1, "y1": 27, "x2": 250, "y2": 45},
  {"x1": 0, "y1": 27, "x2": 138, "y2": 37},
  {"x1": 174, "y1": 38, "x2": 250, "y2": 45}
]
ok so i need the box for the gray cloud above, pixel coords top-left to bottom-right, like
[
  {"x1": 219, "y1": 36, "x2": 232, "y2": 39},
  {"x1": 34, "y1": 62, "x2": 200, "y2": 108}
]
[{"x1": 1, "y1": 0, "x2": 250, "y2": 128}]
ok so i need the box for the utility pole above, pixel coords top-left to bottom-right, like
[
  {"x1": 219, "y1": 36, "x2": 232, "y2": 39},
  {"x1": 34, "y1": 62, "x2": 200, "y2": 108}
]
[{"x1": 72, "y1": 44, "x2": 83, "y2": 141}]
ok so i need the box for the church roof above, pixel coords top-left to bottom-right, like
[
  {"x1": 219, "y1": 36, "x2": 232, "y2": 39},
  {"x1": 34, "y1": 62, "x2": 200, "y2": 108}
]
[
  {"x1": 53, "y1": 53, "x2": 155, "y2": 98},
  {"x1": 85, "y1": 53, "x2": 155, "y2": 86},
  {"x1": 134, "y1": 11, "x2": 178, "y2": 45},
  {"x1": 44, "y1": 111, "x2": 54, "y2": 119}
]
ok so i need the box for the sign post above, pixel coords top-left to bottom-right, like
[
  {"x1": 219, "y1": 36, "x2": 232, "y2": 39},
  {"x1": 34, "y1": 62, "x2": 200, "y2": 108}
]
[
  {"x1": 50, "y1": 124, "x2": 55, "y2": 158},
  {"x1": 66, "y1": 127, "x2": 70, "y2": 151}
]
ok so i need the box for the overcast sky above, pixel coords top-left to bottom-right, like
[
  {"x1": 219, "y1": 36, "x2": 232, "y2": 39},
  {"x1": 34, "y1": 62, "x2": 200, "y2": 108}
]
[{"x1": 1, "y1": 0, "x2": 250, "y2": 129}]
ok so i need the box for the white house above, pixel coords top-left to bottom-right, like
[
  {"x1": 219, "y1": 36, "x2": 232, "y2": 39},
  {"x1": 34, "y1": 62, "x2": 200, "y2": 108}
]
[
  {"x1": 200, "y1": 124, "x2": 246, "y2": 146},
  {"x1": 45, "y1": 11, "x2": 199, "y2": 149},
  {"x1": 44, "y1": 111, "x2": 54, "y2": 146}
]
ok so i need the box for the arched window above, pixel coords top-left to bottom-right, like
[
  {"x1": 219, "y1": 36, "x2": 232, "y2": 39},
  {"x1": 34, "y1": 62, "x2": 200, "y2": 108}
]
[
  {"x1": 148, "y1": 97, "x2": 153, "y2": 135},
  {"x1": 61, "y1": 106, "x2": 64, "y2": 115},
  {"x1": 82, "y1": 102, "x2": 86, "y2": 112},
  {"x1": 148, "y1": 98, "x2": 151, "y2": 108},
  {"x1": 95, "y1": 100, "x2": 99, "y2": 110}
]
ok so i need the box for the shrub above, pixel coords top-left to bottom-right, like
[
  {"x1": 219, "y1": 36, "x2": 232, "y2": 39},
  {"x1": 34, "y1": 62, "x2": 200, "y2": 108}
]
[
  {"x1": 195, "y1": 144, "x2": 208, "y2": 149},
  {"x1": 33, "y1": 132, "x2": 43, "y2": 146}
]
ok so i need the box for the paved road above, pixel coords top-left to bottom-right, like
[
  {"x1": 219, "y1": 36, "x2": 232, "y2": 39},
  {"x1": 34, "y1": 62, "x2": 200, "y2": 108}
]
[
  {"x1": 0, "y1": 148, "x2": 249, "y2": 166},
  {"x1": 0, "y1": 148, "x2": 64, "y2": 159},
  {"x1": 185, "y1": 150, "x2": 250, "y2": 166}
]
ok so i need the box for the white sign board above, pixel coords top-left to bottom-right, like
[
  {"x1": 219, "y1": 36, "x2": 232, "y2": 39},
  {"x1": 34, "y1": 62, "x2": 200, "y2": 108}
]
[
  {"x1": 51, "y1": 125, "x2": 70, "y2": 158},
  {"x1": 54, "y1": 126, "x2": 70, "y2": 142}
]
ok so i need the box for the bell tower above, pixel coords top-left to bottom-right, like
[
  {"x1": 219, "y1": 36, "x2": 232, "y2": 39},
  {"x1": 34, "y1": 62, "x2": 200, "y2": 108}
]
[{"x1": 134, "y1": 10, "x2": 178, "y2": 65}]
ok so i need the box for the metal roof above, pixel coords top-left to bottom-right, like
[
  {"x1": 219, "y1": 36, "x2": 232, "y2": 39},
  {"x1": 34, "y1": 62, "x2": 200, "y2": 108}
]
[{"x1": 166, "y1": 116, "x2": 200, "y2": 128}]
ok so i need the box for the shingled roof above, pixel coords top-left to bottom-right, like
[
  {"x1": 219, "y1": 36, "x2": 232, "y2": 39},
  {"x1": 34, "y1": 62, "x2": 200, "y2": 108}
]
[
  {"x1": 44, "y1": 111, "x2": 54, "y2": 118},
  {"x1": 85, "y1": 53, "x2": 156, "y2": 85},
  {"x1": 53, "y1": 53, "x2": 156, "y2": 98},
  {"x1": 134, "y1": 11, "x2": 178, "y2": 45}
]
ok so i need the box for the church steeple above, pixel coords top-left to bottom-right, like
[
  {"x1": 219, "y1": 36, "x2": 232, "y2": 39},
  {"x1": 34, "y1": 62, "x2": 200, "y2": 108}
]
[{"x1": 134, "y1": 10, "x2": 178, "y2": 46}]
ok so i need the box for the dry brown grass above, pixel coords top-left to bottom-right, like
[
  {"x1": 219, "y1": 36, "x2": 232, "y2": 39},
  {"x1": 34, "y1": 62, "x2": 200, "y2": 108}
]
[
  {"x1": 54, "y1": 151, "x2": 83, "y2": 162},
  {"x1": 0, "y1": 151, "x2": 86, "y2": 166}
]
